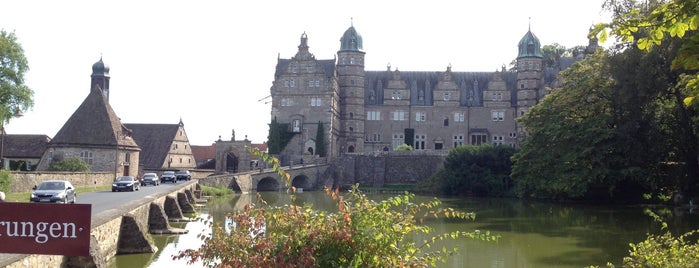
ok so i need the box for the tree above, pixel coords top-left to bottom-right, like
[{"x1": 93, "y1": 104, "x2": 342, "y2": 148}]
[
  {"x1": 511, "y1": 51, "x2": 619, "y2": 199},
  {"x1": 593, "y1": 0, "x2": 699, "y2": 105},
  {"x1": 48, "y1": 157, "x2": 91, "y2": 172},
  {"x1": 542, "y1": 43, "x2": 567, "y2": 69},
  {"x1": 314, "y1": 121, "x2": 326, "y2": 157},
  {"x1": 0, "y1": 29, "x2": 34, "y2": 124},
  {"x1": 420, "y1": 145, "x2": 515, "y2": 197},
  {"x1": 267, "y1": 117, "x2": 293, "y2": 155}
]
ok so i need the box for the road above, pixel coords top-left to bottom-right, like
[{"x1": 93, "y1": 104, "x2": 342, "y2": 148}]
[{"x1": 76, "y1": 180, "x2": 193, "y2": 216}]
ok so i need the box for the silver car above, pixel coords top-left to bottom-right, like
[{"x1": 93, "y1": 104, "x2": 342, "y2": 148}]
[{"x1": 30, "y1": 180, "x2": 77, "y2": 204}]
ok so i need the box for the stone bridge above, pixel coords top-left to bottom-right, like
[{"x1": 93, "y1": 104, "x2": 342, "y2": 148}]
[
  {"x1": 1, "y1": 181, "x2": 203, "y2": 268},
  {"x1": 199, "y1": 163, "x2": 332, "y2": 193}
]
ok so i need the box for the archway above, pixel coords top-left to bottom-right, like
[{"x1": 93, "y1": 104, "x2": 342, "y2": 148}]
[
  {"x1": 291, "y1": 174, "x2": 310, "y2": 190},
  {"x1": 257, "y1": 177, "x2": 279, "y2": 191},
  {"x1": 226, "y1": 152, "x2": 239, "y2": 173},
  {"x1": 347, "y1": 145, "x2": 355, "y2": 153}
]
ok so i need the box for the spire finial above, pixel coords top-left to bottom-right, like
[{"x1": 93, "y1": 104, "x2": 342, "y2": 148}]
[
  {"x1": 351, "y1": 17, "x2": 353, "y2": 27},
  {"x1": 528, "y1": 17, "x2": 531, "y2": 31}
]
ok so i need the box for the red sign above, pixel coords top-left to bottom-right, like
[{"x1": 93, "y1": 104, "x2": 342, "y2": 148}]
[{"x1": 0, "y1": 203, "x2": 91, "y2": 256}]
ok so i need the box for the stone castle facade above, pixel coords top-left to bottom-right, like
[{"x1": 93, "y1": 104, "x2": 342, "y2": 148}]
[{"x1": 271, "y1": 24, "x2": 560, "y2": 163}]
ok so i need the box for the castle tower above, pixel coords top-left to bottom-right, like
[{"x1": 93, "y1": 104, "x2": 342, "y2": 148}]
[
  {"x1": 336, "y1": 22, "x2": 366, "y2": 154},
  {"x1": 91, "y1": 57, "x2": 111, "y2": 100},
  {"x1": 515, "y1": 26, "x2": 544, "y2": 141}
]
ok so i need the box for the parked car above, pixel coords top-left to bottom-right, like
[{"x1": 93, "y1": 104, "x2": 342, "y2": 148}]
[
  {"x1": 161, "y1": 171, "x2": 177, "y2": 183},
  {"x1": 141, "y1": 173, "x2": 160, "y2": 186},
  {"x1": 175, "y1": 170, "x2": 191, "y2": 181},
  {"x1": 112, "y1": 176, "x2": 141, "y2": 192},
  {"x1": 30, "y1": 180, "x2": 77, "y2": 204}
]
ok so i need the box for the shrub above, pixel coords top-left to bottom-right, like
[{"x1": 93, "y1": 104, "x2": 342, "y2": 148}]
[
  {"x1": 0, "y1": 169, "x2": 12, "y2": 193},
  {"x1": 48, "y1": 157, "x2": 91, "y2": 172},
  {"x1": 174, "y1": 146, "x2": 498, "y2": 267},
  {"x1": 394, "y1": 143, "x2": 413, "y2": 151}
]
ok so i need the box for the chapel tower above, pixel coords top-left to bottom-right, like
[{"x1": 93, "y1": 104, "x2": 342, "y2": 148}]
[{"x1": 91, "y1": 57, "x2": 111, "y2": 100}]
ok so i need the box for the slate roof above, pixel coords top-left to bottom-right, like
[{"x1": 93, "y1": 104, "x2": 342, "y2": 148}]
[
  {"x1": 50, "y1": 86, "x2": 138, "y2": 149},
  {"x1": 123, "y1": 123, "x2": 180, "y2": 169},
  {"x1": 2, "y1": 134, "x2": 51, "y2": 158}
]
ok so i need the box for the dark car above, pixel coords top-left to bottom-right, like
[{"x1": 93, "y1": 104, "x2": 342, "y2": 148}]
[
  {"x1": 112, "y1": 176, "x2": 141, "y2": 192},
  {"x1": 161, "y1": 171, "x2": 177, "y2": 183},
  {"x1": 175, "y1": 170, "x2": 191, "y2": 181},
  {"x1": 30, "y1": 180, "x2": 77, "y2": 203},
  {"x1": 141, "y1": 173, "x2": 160, "y2": 186}
]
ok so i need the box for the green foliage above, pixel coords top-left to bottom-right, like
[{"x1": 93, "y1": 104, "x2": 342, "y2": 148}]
[
  {"x1": 200, "y1": 185, "x2": 234, "y2": 197},
  {"x1": 593, "y1": 0, "x2": 699, "y2": 106},
  {"x1": 591, "y1": 210, "x2": 699, "y2": 268},
  {"x1": 47, "y1": 157, "x2": 91, "y2": 172},
  {"x1": 394, "y1": 143, "x2": 413, "y2": 151},
  {"x1": 542, "y1": 43, "x2": 567, "y2": 68},
  {"x1": 175, "y1": 146, "x2": 497, "y2": 267},
  {"x1": 420, "y1": 145, "x2": 515, "y2": 196},
  {"x1": 0, "y1": 29, "x2": 34, "y2": 124},
  {"x1": 267, "y1": 117, "x2": 293, "y2": 154},
  {"x1": 404, "y1": 128, "x2": 415, "y2": 148},
  {"x1": 512, "y1": 51, "x2": 620, "y2": 199},
  {"x1": 315, "y1": 121, "x2": 326, "y2": 157},
  {"x1": 0, "y1": 169, "x2": 12, "y2": 193}
]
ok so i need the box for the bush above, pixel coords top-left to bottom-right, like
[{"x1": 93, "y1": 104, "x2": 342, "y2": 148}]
[
  {"x1": 48, "y1": 157, "x2": 91, "y2": 172},
  {"x1": 174, "y1": 146, "x2": 498, "y2": 267},
  {"x1": 200, "y1": 185, "x2": 234, "y2": 197},
  {"x1": 394, "y1": 143, "x2": 413, "y2": 151},
  {"x1": 0, "y1": 169, "x2": 12, "y2": 193},
  {"x1": 418, "y1": 145, "x2": 516, "y2": 197}
]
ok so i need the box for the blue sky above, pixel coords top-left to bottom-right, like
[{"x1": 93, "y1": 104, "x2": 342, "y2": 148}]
[{"x1": 1, "y1": 0, "x2": 610, "y2": 145}]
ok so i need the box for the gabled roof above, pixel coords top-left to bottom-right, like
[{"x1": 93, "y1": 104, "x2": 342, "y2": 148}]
[
  {"x1": 123, "y1": 123, "x2": 180, "y2": 169},
  {"x1": 2, "y1": 134, "x2": 51, "y2": 158},
  {"x1": 50, "y1": 86, "x2": 138, "y2": 148},
  {"x1": 191, "y1": 144, "x2": 215, "y2": 162}
]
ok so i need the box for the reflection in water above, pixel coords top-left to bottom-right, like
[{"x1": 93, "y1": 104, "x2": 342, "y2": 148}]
[{"x1": 112, "y1": 192, "x2": 699, "y2": 268}]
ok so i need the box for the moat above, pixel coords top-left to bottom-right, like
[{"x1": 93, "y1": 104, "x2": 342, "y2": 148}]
[{"x1": 111, "y1": 191, "x2": 699, "y2": 268}]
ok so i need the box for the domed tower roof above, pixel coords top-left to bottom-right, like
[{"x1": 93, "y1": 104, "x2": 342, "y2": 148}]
[
  {"x1": 91, "y1": 57, "x2": 110, "y2": 77},
  {"x1": 339, "y1": 24, "x2": 363, "y2": 52},
  {"x1": 517, "y1": 29, "x2": 543, "y2": 58}
]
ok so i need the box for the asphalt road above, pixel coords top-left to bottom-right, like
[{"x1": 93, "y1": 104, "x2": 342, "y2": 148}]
[{"x1": 76, "y1": 180, "x2": 192, "y2": 216}]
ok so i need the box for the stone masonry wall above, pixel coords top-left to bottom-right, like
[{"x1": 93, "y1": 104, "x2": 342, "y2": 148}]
[
  {"x1": 9, "y1": 171, "x2": 115, "y2": 192},
  {"x1": 335, "y1": 151, "x2": 446, "y2": 187}
]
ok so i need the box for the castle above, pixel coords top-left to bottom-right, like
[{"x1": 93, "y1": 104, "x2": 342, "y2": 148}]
[{"x1": 270, "y1": 23, "x2": 576, "y2": 163}]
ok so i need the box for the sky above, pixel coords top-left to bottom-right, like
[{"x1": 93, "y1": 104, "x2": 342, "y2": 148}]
[{"x1": 0, "y1": 0, "x2": 611, "y2": 146}]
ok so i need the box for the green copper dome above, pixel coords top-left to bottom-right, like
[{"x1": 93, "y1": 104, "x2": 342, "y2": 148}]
[
  {"x1": 339, "y1": 25, "x2": 363, "y2": 52},
  {"x1": 517, "y1": 30, "x2": 543, "y2": 58}
]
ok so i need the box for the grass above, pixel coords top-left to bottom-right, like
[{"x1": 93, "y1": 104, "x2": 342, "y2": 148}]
[
  {"x1": 5, "y1": 185, "x2": 112, "y2": 202},
  {"x1": 200, "y1": 185, "x2": 234, "y2": 197}
]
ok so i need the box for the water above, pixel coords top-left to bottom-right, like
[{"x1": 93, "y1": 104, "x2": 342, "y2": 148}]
[{"x1": 111, "y1": 191, "x2": 699, "y2": 268}]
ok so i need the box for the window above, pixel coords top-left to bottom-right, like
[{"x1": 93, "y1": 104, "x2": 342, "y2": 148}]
[
  {"x1": 392, "y1": 111, "x2": 405, "y2": 121},
  {"x1": 315, "y1": 80, "x2": 320, "y2": 87},
  {"x1": 492, "y1": 92, "x2": 503, "y2": 101},
  {"x1": 281, "y1": 98, "x2": 291, "y2": 106},
  {"x1": 443, "y1": 118, "x2": 449, "y2": 126},
  {"x1": 80, "y1": 151, "x2": 93, "y2": 165},
  {"x1": 311, "y1": 97, "x2": 322, "y2": 106},
  {"x1": 414, "y1": 134, "x2": 426, "y2": 150},
  {"x1": 509, "y1": 132, "x2": 517, "y2": 138},
  {"x1": 392, "y1": 133, "x2": 404, "y2": 149},
  {"x1": 308, "y1": 79, "x2": 320, "y2": 87},
  {"x1": 492, "y1": 110, "x2": 504, "y2": 121},
  {"x1": 284, "y1": 80, "x2": 289, "y2": 87},
  {"x1": 454, "y1": 112, "x2": 464, "y2": 122},
  {"x1": 391, "y1": 91, "x2": 401, "y2": 100},
  {"x1": 307, "y1": 65, "x2": 314, "y2": 73},
  {"x1": 471, "y1": 134, "x2": 488, "y2": 145},
  {"x1": 367, "y1": 111, "x2": 381, "y2": 121},
  {"x1": 291, "y1": 65, "x2": 298, "y2": 73},
  {"x1": 435, "y1": 142, "x2": 443, "y2": 150},
  {"x1": 453, "y1": 135, "x2": 464, "y2": 147},
  {"x1": 290, "y1": 79, "x2": 295, "y2": 87},
  {"x1": 350, "y1": 57, "x2": 355, "y2": 64},
  {"x1": 292, "y1": 119, "x2": 301, "y2": 132},
  {"x1": 125, "y1": 153, "x2": 130, "y2": 163},
  {"x1": 443, "y1": 92, "x2": 451, "y2": 101},
  {"x1": 367, "y1": 133, "x2": 381, "y2": 142},
  {"x1": 492, "y1": 135, "x2": 505, "y2": 145},
  {"x1": 415, "y1": 112, "x2": 426, "y2": 122}
]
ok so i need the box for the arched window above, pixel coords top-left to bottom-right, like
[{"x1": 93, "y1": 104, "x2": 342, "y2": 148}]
[{"x1": 348, "y1": 145, "x2": 355, "y2": 153}]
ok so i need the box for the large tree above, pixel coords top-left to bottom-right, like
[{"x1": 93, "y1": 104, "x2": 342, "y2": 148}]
[
  {"x1": 512, "y1": 51, "x2": 619, "y2": 199},
  {"x1": 0, "y1": 29, "x2": 34, "y2": 123}
]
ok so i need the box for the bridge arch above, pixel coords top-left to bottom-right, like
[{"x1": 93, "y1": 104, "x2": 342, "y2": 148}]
[
  {"x1": 257, "y1": 176, "x2": 279, "y2": 191},
  {"x1": 291, "y1": 174, "x2": 310, "y2": 189}
]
